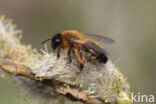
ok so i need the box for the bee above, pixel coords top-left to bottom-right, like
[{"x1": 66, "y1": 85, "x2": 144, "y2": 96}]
[{"x1": 41, "y1": 30, "x2": 114, "y2": 73}]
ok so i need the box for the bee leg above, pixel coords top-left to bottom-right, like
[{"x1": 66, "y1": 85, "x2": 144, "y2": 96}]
[
  {"x1": 74, "y1": 49, "x2": 84, "y2": 73},
  {"x1": 57, "y1": 46, "x2": 61, "y2": 58},
  {"x1": 68, "y1": 46, "x2": 72, "y2": 63},
  {"x1": 80, "y1": 63, "x2": 84, "y2": 72},
  {"x1": 78, "y1": 49, "x2": 84, "y2": 73}
]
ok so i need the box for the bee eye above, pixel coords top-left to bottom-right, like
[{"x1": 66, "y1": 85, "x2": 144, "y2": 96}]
[{"x1": 55, "y1": 39, "x2": 60, "y2": 43}]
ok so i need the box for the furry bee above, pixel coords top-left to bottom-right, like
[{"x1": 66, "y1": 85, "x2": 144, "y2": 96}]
[{"x1": 41, "y1": 30, "x2": 114, "y2": 72}]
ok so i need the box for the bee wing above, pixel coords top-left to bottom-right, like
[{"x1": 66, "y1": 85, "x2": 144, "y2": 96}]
[
  {"x1": 67, "y1": 37, "x2": 86, "y2": 44},
  {"x1": 68, "y1": 38, "x2": 109, "y2": 55},
  {"x1": 84, "y1": 33, "x2": 115, "y2": 44}
]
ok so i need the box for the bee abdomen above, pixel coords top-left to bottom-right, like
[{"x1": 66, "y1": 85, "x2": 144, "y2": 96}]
[{"x1": 96, "y1": 53, "x2": 108, "y2": 63}]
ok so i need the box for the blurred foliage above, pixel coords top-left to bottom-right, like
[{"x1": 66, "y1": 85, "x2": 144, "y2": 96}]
[{"x1": 0, "y1": 0, "x2": 156, "y2": 104}]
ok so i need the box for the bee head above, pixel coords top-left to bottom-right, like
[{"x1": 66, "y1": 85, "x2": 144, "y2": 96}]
[{"x1": 52, "y1": 33, "x2": 62, "y2": 50}]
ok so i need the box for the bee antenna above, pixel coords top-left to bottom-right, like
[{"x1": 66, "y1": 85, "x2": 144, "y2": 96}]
[{"x1": 41, "y1": 39, "x2": 52, "y2": 44}]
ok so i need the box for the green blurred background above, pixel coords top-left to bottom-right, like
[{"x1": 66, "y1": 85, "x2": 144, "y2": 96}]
[{"x1": 0, "y1": 0, "x2": 156, "y2": 104}]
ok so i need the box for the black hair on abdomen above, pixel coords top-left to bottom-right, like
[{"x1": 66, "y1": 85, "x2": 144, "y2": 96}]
[{"x1": 96, "y1": 53, "x2": 108, "y2": 63}]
